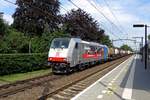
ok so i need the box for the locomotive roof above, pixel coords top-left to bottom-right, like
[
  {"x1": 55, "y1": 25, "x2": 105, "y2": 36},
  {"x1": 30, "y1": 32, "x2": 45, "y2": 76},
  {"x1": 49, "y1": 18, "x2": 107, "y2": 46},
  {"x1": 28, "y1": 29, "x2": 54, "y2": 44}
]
[
  {"x1": 71, "y1": 38, "x2": 108, "y2": 47},
  {"x1": 54, "y1": 38, "x2": 108, "y2": 48}
]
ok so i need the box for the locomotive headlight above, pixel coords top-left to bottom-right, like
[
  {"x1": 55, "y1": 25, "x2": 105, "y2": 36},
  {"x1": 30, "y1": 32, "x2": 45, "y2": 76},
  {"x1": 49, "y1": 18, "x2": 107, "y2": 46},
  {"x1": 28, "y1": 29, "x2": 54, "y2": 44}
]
[
  {"x1": 48, "y1": 57, "x2": 52, "y2": 61},
  {"x1": 63, "y1": 58, "x2": 67, "y2": 61}
]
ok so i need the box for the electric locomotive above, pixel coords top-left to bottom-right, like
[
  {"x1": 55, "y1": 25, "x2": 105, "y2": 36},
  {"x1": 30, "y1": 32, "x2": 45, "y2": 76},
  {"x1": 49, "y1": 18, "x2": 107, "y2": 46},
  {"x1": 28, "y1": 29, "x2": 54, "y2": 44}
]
[{"x1": 48, "y1": 38, "x2": 108, "y2": 74}]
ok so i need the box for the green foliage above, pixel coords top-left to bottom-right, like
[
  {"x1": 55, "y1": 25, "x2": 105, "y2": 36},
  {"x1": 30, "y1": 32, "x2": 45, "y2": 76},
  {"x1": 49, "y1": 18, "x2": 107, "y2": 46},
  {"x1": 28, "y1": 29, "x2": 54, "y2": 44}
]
[
  {"x1": 31, "y1": 31, "x2": 69, "y2": 53},
  {"x1": 12, "y1": 0, "x2": 60, "y2": 36},
  {"x1": 0, "y1": 69, "x2": 51, "y2": 83},
  {"x1": 0, "y1": 29, "x2": 29, "y2": 53},
  {"x1": 100, "y1": 35, "x2": 113, "y2": 47},
  {"x1": 120, "y1": 44, "x2": 133, "y2": 51},
  {"x1": 148, "y1": 34, "x2": 150, "y2": 40},
  {"x1": 0, "y1": 17, "x2": 8, "y2": 37},
  {"x1": 0, "y1": 1, "x2": 114, "y2": 76},
  {"x1": 0, "y1": 53, "x2": 48, "y2": 75},
  {"x1": 0, "y1": 27, "x2": 69, "y2": 53},
  {"x1": 64, "y1": 9, "x2": 105, "y2": 42}
]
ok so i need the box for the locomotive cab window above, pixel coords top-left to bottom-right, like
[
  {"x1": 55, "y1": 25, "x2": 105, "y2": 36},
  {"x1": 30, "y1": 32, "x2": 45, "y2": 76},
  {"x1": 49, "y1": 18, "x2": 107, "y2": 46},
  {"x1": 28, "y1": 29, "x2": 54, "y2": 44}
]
[
  {"x1": 97, "y1": 47, "x2": 102, "y2": 54},
  {"x1": 75, "y1": 43, "x2": 78, "y2": 49},
  {"x1": 51, "y1": 38, "x2": 70, "y2": 49}
]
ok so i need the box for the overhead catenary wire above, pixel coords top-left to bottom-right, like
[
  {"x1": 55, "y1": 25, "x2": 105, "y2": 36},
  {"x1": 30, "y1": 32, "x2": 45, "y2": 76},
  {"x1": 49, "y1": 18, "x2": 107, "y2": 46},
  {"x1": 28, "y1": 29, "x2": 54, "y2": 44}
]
[
  {"x1": 68, "y1": 0, "x2": 80, "y2": 9},
  {"x1": 86, "y1": 0, "x2": 125, "y2": 42},
  {"x1": 63, "y1": 0, "x2": 117, "y2": 39},
  {"x1": 99, "y1": 22, "x2": 125, "y2": 47},
  {"x1": 3, "y1": 0, "x2": 16, "y2": 5},
  {"x1": 102, "y1": 0, "x2": 131, "y2": 45},
  {"x1": 99, "y1": 22, "x2": 116, "y2": 37},
  {"x1": 67, "y1": 0, "x2": 117, "y2": 36},
  {"x1": 86, "y1": 0, "x2": 124, "y2": 35},
  {"x1": 4, "y1": 0, "x2": 124, "y2": 44},
  {"x1": 1, "y1": 0, "x2": 93, "y2": 39},
  {"x1": 102, "y1": 0, "x2": 128, "y2": 35},
  {"x1": 102, "y1": 0, "x2": 129, "y2": 44},
  {"x1": 60, "y1": 5, "x2": 68, "y2": 12},
  {"x1": 4, "y1": 0, "x2": 121, "y2": 37},
  {"x1": 67, "y1": 0, "x2": 124, "y2": 43},
  {"x1": 3, "y1": 0, "x2": 63, "y2": 22}
]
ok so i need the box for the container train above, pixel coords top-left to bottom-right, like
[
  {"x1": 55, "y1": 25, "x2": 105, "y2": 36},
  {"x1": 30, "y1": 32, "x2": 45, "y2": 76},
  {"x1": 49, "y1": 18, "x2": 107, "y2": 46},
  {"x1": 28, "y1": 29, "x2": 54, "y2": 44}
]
[{"x1": 48, "y1": 38, "x2": 132, "y2": 74}]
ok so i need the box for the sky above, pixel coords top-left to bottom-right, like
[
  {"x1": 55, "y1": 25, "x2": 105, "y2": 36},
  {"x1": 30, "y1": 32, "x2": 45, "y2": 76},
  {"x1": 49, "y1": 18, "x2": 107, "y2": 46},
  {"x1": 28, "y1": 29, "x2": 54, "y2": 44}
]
[{"x1": 0, "y1": 0, "x2": 150, "y2": 50}]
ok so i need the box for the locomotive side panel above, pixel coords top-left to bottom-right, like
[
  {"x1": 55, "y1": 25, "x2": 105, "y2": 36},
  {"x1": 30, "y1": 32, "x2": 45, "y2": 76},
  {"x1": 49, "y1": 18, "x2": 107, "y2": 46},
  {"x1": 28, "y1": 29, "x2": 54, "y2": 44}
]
[
  {"x1": 103, "y1": 46, "x2": 109, "y2": 61},
  {"x1": 68, "y1": 38, "x2": 81, "y2": 67}
]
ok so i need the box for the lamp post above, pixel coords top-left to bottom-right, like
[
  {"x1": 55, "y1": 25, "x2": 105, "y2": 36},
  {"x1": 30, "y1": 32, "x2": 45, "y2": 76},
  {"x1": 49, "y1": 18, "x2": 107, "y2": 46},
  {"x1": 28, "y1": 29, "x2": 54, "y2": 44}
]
[
  {"x1": 29, "y1": 38, "x2": 33, "y2": 54},
  {"x1": 133, "y1": 24, "x2": 148, "y2": 70}
]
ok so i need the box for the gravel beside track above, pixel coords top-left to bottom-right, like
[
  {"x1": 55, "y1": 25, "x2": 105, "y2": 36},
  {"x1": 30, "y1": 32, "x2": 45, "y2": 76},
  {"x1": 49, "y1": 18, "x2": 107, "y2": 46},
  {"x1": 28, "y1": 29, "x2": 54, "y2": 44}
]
[
  {"x1": 0, "y1": 55, "x2": 131, "y2": 100},
  {"x1": 0, "y1": 74, "x2": 63, "y2": 98}
]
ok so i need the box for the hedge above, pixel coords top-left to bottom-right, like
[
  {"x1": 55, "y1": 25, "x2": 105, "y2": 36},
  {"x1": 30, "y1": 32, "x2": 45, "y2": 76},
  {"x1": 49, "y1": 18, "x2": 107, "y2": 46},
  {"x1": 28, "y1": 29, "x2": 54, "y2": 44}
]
[{"x1": 0, "y1": 53, "x2": 49, "y2": 75}]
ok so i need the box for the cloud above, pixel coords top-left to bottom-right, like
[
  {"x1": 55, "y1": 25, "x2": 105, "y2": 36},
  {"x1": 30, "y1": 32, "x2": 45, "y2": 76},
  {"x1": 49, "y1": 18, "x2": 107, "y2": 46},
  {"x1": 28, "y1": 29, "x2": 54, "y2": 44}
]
[
  {"x1": 1, "y1": 0, "x2": 149, "y2": 49},
  {"x1": 3, "y1": 14, "x2": 13, "y2": 25},
  {"x1": 60, "y1": 0, "x2": 148, "y2": 49},
  {"x1": 61, "y1": 0, "x2": 140, "y2": 27},
  {"x1": 0, "y1": 0, "x2": 16, "y2": 24}
]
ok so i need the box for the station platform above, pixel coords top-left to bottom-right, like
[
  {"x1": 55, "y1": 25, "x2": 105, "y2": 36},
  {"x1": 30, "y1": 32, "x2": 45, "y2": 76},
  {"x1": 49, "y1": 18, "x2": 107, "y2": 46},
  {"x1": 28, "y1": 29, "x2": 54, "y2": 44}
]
[{"x1": 71, "y1": 55, "x2": 150, "y2": 100}]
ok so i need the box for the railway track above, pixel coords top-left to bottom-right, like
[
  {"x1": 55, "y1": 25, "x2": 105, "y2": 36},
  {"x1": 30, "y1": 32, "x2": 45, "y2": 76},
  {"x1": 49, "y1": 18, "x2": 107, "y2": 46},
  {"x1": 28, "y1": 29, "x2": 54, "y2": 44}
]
[
  {"x1": 0, "y1": 73, "x2": 63, "y2": 98},
  {"x1": 39, "y1": 56, "x2": 131, "y2": 100},
  {"x1": 0, "y1": 55, "x2": 131, "y2": 100}
]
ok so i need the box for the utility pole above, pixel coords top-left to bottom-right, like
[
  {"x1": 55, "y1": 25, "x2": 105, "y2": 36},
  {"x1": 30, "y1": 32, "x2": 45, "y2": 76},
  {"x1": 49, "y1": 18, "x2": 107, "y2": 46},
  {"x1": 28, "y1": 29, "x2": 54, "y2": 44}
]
[
  {"x1": 145, "y1": 25, "x2": 148, "y2": 69},
  {"x1": 29, "y1": 39, "x2": 31, "y2": 54},
  {"x1": 29, "y1": 37, "x2": 33, "y2": 54}
]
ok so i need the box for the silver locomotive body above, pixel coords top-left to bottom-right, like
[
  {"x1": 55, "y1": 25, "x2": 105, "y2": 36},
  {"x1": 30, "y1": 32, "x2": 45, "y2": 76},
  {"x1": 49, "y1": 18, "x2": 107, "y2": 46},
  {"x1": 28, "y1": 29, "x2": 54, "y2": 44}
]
[{"x1": 48, "y1": 38, "x2": 108, "y2": 74}]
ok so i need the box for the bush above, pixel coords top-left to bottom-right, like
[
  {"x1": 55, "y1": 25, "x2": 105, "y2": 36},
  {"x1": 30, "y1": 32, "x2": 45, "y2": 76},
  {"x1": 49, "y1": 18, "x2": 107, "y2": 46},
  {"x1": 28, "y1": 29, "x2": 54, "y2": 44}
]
[
  {"x1": 31, "y1": 31, "x2": 69, "y2": 53},
  {"x1": 0, "y1": 28, "x2": 29, "y2": 53},
  {"x1": 0, "y1": 29, "x2": 69, "y2": 53},
  {"x1": 0, "y1": 53, "x2": 49, "y2": 75}
]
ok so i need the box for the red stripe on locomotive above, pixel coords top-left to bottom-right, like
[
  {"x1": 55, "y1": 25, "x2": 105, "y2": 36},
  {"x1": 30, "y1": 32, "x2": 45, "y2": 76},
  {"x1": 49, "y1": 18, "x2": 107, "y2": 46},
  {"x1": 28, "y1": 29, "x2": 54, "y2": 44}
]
[{"x1": 48, "y1": 57, "x2": 67, "y2": 62}]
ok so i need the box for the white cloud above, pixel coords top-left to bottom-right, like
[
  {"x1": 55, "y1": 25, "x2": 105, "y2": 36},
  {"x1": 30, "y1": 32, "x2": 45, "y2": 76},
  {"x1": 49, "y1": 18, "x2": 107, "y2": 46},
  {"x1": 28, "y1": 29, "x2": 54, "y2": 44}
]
[
  {"x1": 3, "y1": 14, "x2": 13, "y2": 25},
  {"x1": 0, "y1": 0, "x2": 16, "y2": 24},
  {"x1": 1, "y1": 0, "x2": 148, "y2": 50}
]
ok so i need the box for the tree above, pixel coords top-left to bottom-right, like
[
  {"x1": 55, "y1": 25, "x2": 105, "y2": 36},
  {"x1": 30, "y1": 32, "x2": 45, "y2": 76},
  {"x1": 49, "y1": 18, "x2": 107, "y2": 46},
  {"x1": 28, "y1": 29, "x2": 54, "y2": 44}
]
[
  {"x1": 0, "y1": 28, "x2": 29, "y2": 53},
  {"x1": 100, "y1": 35, "x2": 113, "y2": 47},
  {"x1": 63, "y1": 9, "x2": 105, "y2": 42},
  {"x1": 0, "y1": 17, "x2": 8, "y2": 37},
  {"x1": 31, "y1": 31, "x2": 69, "y2": 53},
  {"x1": 120, "y1": 44, "x2": 133, "y2": 51},
  {"x1": 12, "y1": 0, "x2": 61, "y2": 36}
]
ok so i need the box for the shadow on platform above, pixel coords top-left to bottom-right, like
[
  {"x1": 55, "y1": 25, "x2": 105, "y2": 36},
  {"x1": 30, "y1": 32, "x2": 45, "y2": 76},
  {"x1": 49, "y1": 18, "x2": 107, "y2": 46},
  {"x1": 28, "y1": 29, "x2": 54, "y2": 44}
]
[{"x1": 120, "y1": 55, "x2": 150, "y2": 92}]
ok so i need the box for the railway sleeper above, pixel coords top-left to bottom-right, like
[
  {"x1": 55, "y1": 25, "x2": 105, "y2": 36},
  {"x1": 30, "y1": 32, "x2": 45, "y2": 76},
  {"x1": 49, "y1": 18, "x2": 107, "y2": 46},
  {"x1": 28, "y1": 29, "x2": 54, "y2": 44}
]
[{"x1": 52, "y1": 94, "x2": 69, "y2": 100}]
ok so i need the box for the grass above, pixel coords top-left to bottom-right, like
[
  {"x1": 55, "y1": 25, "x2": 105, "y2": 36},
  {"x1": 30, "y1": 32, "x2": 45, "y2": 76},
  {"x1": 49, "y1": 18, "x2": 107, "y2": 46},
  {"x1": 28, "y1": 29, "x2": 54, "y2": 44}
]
[{"x1": 0, "y1": 68, "x2": 52, "y2": 84}]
